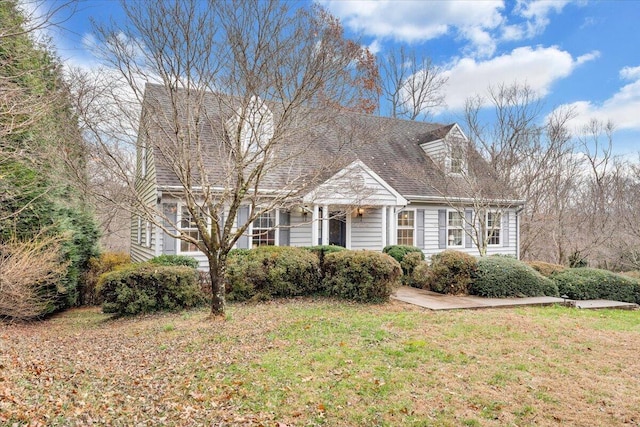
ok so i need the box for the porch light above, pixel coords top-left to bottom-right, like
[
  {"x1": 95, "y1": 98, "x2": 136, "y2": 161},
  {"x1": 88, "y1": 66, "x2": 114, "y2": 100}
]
[{"x1": 357, "y1": 207, "x2": 364, "y2": 217}]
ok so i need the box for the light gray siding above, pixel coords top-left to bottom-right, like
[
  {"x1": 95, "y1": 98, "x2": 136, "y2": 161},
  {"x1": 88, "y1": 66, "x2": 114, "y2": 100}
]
[
  {"x1": 131, "y1": 132, "x2": 158, "y2": 263},
  {"x1": 351, "y1": 208, "x2": 382, "y2": 250},
  {"x1": 290, "y1": 211, "x2": 313, "y2": 246}
]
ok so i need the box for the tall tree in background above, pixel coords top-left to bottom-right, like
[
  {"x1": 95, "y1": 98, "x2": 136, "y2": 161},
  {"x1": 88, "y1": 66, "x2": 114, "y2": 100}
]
[
  {"x1": 75, "y1": 0, "x2": 379, "y2": 317},
  {"x1": 379, "y1": 46, "x2": 447, "y2": 120},
  {"x1": 0, "y1": 0, "x2": 99, "y2": 319}
]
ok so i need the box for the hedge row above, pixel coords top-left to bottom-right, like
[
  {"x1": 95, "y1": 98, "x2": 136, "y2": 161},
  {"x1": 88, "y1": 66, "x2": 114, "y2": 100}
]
[{"x1": 411, "y1": 251, "x2": 640, "y2": 302}]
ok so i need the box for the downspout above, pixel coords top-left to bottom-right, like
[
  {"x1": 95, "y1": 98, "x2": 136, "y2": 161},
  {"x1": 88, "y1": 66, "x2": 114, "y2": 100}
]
[{"x1": 515, "y1": 205, "x2": 525, "y2": 260}]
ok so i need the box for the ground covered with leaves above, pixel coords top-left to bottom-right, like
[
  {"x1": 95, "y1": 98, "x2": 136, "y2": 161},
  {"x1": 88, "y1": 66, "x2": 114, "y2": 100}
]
[{"x1": 1, "y1": 299, "x2": 639, "y2": 426}]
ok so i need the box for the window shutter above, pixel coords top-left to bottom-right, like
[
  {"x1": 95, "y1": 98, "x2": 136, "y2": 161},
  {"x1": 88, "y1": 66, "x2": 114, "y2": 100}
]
[
  {"x1": 162, "y1": 203, "x2": 177, "y2": 255},
  {"x1": 438, "y1": 209, "x2": 446, "y2": 249},
  {"x1": 465, "y1": 210, "x2": 473, "y2": 248},
  {"x1": 279, "y1": 210, "x2": 290, "y2": 246},
  {"x1": 502, "y1": 212, "x2": 510, "y2": 247},
  {"x1": 416, "y1": 209, "x2": 425, "y2": 248},
  {"x1": 236, "y1": 206, "x2": 250, "y2": 249}
]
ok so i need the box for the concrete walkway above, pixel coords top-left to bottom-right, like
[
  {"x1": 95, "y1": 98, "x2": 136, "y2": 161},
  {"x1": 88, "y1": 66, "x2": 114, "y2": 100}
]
[{"x1": 392, "y1": 286, "x2": 639, "y2": 311}]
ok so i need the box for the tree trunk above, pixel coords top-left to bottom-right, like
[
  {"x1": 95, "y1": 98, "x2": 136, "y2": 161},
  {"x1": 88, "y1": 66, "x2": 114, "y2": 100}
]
[{"x1": 208, "y1": 255, "x2": 227, "y2": 317}]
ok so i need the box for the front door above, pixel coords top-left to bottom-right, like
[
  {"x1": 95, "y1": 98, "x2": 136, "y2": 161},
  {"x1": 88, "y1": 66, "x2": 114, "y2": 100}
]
[{"x1": 329, "y1": 211, "x2": 346, "y2": 247}]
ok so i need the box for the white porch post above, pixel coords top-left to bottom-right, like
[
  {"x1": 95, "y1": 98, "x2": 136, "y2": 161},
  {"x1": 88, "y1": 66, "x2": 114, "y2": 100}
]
[
  {"x1": 388, "y1": 206, "x2": 396, "y2": 245},
  {"x1": 321, "y1": 204, "x2": 329, "y2": 245},
  {"x1": 381, "y1": 206, "x2": 387, "y2": 249},
  {"x1": 311, "y1": 204, "x2": 319, "y2": 246},
  {"x1": 345, "y1": 211, "x2": 352, "y2": 249}
]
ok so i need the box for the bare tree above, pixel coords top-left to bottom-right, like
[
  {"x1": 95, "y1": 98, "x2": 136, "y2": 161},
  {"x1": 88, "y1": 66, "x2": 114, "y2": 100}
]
[
  {"x1": 75, "y1": 0, "x2": 378, "y2": 317},
  {"x1": 379, "y1": 46, "x2": 447, "y2": 120}
]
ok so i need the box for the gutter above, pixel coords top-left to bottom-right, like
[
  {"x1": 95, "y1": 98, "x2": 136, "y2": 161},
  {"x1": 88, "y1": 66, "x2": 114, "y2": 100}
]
[{"x1": 404, "y1": 194, "x2": 526, "y2": 206}]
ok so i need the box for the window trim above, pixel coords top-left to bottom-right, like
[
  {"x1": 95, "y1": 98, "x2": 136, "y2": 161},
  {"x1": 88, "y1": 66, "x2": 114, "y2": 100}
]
[
  {"x1": 141, "y1": 143, "x2": 147, "y2": 178},
  {"x1": 136, "y1": 216, "x2": 142, "y2": 245},
  {"x1": 145, "y1": 220, "x2": 152, "y2": 248},
  {"x1": 446, "y1": 209, "x2": 464, "y2": 248},
  {"x1": 396, "y1": 209, "x2": 416, "y2": 247},
  {"x1": 176, "y1": 204, "x2": 209, "y2": 254},
  {"x1": 447, "y1": 143, "x2": 466, "y2": 176},
  {"x1": 486, "y1": 211, "x2": 502, "y2": 246},
  {"x1": 250, "y1": 209, "x2": 279, "y2": 248}
]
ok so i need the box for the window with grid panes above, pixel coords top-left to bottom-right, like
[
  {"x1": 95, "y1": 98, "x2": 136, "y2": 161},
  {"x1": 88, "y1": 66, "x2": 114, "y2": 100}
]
[
  {"x1": 179, "y1": 206, "x2": 203, "y2": 252},
  {"x1": 397, "y1": 210, "x2": 415, "y2": 246},
  {"x1": 447, "y1": 210, "x2": 464, "y2": 247},
  {"x1": 487, "y1": 211, "x2": 501, "y2": 245},
  {"x1": 252, "y1": 211, "x2": 276, "y2": 247}
]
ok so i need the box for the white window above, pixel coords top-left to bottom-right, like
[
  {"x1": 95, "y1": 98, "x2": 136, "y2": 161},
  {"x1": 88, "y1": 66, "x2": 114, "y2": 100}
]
[
  {"x1": 447, "y1": 210, "x2": 464, "y2": 247},
  {"x1": 178, "y1": 205, "x2": 204, "y2": 253},
  {"x1": 145, "y1": 220, "x2": 152, "y2": 248},
  {"x1": 487, "y1": 211, "x2": 501, "y2": 246},
  {"x1": 448, "y1": 143, "x2": 466, "y2": 175},
  {"x1": 397, "y1": 210, "x2": 415, "y2": 246},
  {"x1": 252, "y1": 210, "x2": 276, "y2": 247}
]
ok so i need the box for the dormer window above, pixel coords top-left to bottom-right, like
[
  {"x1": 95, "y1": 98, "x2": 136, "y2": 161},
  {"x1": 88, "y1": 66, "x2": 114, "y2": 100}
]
[
  {"x1": 449, "y1": 143, "x2": 465, "y2": 175},
  {"x1": 226, "y1": 95, "x2": 274, "y2": 156}
]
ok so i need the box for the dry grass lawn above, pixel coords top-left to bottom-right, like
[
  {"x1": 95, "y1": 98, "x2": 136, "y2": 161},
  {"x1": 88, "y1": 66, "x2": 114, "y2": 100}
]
[{"x1": 1, "y1": 299, "x2": 639, "y2": 426}]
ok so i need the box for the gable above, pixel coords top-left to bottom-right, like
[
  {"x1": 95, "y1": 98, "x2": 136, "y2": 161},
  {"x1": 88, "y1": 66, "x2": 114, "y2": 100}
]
[{"x1": 302, "y1": 160, "x2": 407, "y2": 206}]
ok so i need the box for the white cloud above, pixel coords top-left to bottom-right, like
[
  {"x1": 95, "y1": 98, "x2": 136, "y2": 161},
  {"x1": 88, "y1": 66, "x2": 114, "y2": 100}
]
[
  {"x1": 553, "y1": 68, "x2": 640, "y2": 132},
  {"x1": 508, "y1": 0, "x2": 572, "y2": 40},
  {"x1": 620, "y1": 65, "x2": 640, "y2": 81},
  {"x1": 320, "y1": 0, "x2": 504, "y2": 58},
  {"x1": 437, "y1": 46, "x2": 598, "y2": 112}
]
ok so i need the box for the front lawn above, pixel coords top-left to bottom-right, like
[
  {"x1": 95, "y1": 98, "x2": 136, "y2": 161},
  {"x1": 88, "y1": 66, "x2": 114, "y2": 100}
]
[{"x1": 1, "y1": 300, "x2": 639, "y2": 426}]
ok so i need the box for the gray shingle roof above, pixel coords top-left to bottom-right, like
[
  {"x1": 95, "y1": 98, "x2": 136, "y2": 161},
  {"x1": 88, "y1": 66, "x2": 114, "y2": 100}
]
[{"x1": 141, "y1": 83, "x2": 517, "y2": 203}]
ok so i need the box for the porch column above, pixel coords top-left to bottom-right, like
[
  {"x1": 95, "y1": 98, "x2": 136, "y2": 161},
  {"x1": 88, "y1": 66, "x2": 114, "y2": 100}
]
[
  {"x1": 381, "y1": 206, "x2": 387, "y2": 249},
  {"x1": 311, "y1": 204, "x2": 319, "y2": 246},
  {"x1": 321, "y1": 204, "x2": 329, "y2": 245},
  {"x1": 388, "y1": 206, "x2": 396, "y2": 245}
]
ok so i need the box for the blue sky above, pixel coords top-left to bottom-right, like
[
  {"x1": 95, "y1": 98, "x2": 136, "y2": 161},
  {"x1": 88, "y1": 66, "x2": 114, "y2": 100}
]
[{"x1": 42, "y1": 0, "x2": 640, "y2": 154}]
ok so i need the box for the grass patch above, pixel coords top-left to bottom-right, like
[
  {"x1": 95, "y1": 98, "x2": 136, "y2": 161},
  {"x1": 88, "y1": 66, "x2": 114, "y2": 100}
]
[{"x1": 1, "y1": 300, "x2": 639, "y2": 425}]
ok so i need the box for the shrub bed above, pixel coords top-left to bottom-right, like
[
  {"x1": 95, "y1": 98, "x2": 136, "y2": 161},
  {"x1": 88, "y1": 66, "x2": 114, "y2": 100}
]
[
  {"x1": 383, "y1": 245, "x2": 424, "y2": 269},
  {"x1": 427, "y1": 250, "x2": 477, "y2": 295},
  {"x1": 149, "y1": 254, "x2": 199, "y2": 269},
  {"x1": 81, "y1": 252, "x2": 131, "y2": 306},
  {"x1": 553, "y1": 268, "x2": 639, "y2": 303},
  {"x1": 97, "y1": 264, "x2": 205, "y2": 315},
  {"x1": 323, "y1": 250, "x2": 401, "y2": 302},
  {"x1": 471, "y1": 256, "x2": 559, "y2": 298},
  {"x1": 226, "y1": 246, "x2": 320, "y2": 301},
  {"x1": 525, "y1": 261, "x2": 566, "y2": 278}
]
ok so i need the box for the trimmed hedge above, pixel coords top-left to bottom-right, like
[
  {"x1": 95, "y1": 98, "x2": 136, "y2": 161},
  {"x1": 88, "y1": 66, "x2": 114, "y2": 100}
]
[
  {"x1": 323, "y1": 250, "x2": 401, "y2": 302},
  {"x1": 226, "y1": 246, "x2": 320, "y2": 301},
  {"x1": 383, "y1": 245, "x2": 424, "y2": 271},
  {"x1": 408, "y1": 262, "x2": 430, "y2": 289},
  {"x1": 401, "y1": 252, "x2": 425, "y2": 286},
  {"x1": 303, "y1": 245, "x2": 347, "y2": 277},
  {"x1": 525, "y1": 261, "x2": 566, "y2": 278},
  {"x1": 471, "y1": 256, "x2": 559, "y2": 298},
  {"x1": 97, "y1": 264, "x2": 205, "y2": 315},
  {"x1": 553, "y1": 268, "x2": 639, "y2": 303},
  {"x1": 149, "y1": 254, "x2": 199, "y2": 269},
  {"x1": 427, "y1": 250, "x2": 477, "y2": 295}
]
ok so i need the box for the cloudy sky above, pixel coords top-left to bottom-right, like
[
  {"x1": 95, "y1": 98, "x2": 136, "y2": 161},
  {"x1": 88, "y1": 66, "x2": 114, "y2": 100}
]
[{"x1": 46, "y1": 0, "x2": 640, "y2": 154}]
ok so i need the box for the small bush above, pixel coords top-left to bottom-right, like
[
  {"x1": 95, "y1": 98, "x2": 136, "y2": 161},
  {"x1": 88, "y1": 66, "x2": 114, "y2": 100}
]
[
  {"x1": 383, "y1": 245, "x2": 424, "y2": 272},
  {"x1": 400, "y1": 252, "x2": 425, "y2": 285},
  {"x1": 303, "y1": 245, "x2": 347, "y2": 277},
  {"x1": 81, "y1": 252, "x2": 131, "y2": 305},
  {"x1": 427, "y1": 250, "x2": 478, "y2": 295},
  {"x1": 226, "y1": 246, "x2": 320, "y2": 301},
  {"x1": 323, "y1": 250, "x2": 401, "y2": 302},
  {"x1": 98, "y1": 264, "x2": 205, "y2": 315},
  {"x1": 553, "y1": 268, "x2": 638, "y2": 303},
  {"x1": 407, "y1": 261, "x2": 430, "y2": 289},
  {"x1": 149, "y1": 254, "x2": 199, "y2": 269},
  {"x1": 471, "y1": 256, "x2": 559, "y2": 298},
  {"x1": 525, "y1": 261, "x2": 567, "y2": 278}
]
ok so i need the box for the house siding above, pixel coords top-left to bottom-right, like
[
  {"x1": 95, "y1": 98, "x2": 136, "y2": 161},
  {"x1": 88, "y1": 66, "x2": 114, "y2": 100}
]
[
  {"x1": 413, "y1": 204, "x2": 518, "y2": 259},
  {"x1": 290, "y1": 211, "x2": 313, "y2": 246},
  {"x1": 350, "y1": 207, "x2": 383, "y2": 250},
  {"x1": 131, "y1": 132, "x2": 158, "y2": 263}
]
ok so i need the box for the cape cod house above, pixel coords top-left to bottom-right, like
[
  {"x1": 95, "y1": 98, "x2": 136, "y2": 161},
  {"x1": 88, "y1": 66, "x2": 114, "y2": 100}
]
[{"x1": 131, "y1": 84, "x2": 524, "y2": 268}]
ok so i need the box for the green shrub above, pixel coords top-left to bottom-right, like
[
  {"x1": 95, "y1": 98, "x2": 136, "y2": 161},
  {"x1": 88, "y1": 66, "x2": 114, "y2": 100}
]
[
  {"x1": 80, "y1": 252, "x2": 131, "y2": 305},
  {"x1": 303, "y1": 245, "x2": 347, "y2": 277},
  {"x1": 400, "y1": 252, "x2": 425, "y2": 285},
  {"x1": 553, "y1": 268, "x2": 638, "y2": 303},
  {"x1": 323, "y1": 250, "x2": 401, "y2": 302},
  {"x1": 226, "y1": 246, "x2": 320, "y2": 301},
  {"x1": 427, "y1": 250, "x2": 478, "y2": 295},
  {"x1": 407, "y1": 261, "x2": 430, "y2": 289},
  {"x1": 471, "y1": 256, "x2": 559, "y2": 298},
  {"x1": 97, "y1": 264, "x2": 205, "y2": 315},
  {"x1": 383, "y1": 245, "x2": 424, "y2": 272},
  {"x1": 149, "y1": 254, "x2": 199, "y2": 269},
  {"x1": 525, "y1": 261, "x2": 567, "y2": 278}
]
